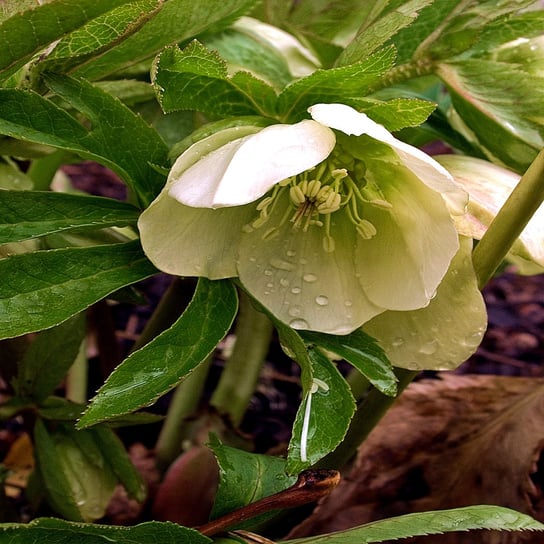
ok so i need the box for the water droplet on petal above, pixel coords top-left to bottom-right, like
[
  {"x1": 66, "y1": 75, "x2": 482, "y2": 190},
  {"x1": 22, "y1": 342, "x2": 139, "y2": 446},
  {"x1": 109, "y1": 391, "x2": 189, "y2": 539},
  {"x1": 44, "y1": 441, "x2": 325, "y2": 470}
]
[
  {"x1": 264, "y1": 269, "x2": 273, "y2": 276},
  {"x1": 270, "y1": 258, "x2": 295, "y2": 271},
  {"x1": 303, "y1": 273, "x2": 318, "y2": 283},
  {"x1": 418, "y1": 339, "x2": 438, "y2": 355},
  {"x1": 249, "y1": 256, "x2": 257, "y2": 263},
  {"x1": 279, "y1": 278, "x2": 290, "y2": 287},
  {"x1": 289, "y1": 318, "x2": 309, "y2": 329},
  {"x1": 291, "y1": 286, "x2": 301, "y2": 295},
  {"x1": 286, "y1": 249, "x2": 296, "y2": 257},
  {"x1": 289, "y1": 305, "x2": 302, "y2": 317},
  {"x1": 391, "y1": 337, "x2": 405, "y2": 347},
  {"x1": 344, "y1": 300, "x2": 353, "y2": 307},
  {"x1": 299, "y1": 258, "x2": 308, "y2": 265},
  {"x1": 266, "y1": 282, "x2": 274, "y2": 288},
  {"x1": 315, "y1": 295, "x2": 329, "y2": 306}
]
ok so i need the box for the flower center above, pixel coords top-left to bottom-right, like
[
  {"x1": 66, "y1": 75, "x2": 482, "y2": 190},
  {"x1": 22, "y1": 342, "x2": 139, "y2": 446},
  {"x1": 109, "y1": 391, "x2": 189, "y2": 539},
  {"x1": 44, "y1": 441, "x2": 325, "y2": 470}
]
[{"x1": 246, "y1": 152, "x2": 392, "y2": 252}]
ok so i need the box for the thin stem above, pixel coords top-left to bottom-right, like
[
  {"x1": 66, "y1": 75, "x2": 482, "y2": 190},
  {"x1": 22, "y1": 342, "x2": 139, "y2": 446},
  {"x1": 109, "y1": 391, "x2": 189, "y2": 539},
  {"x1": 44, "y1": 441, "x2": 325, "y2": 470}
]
[
  {"x1": 472, "y1": 148, "x2": 544, "y2": 289},
  {"x1": 210, "y1": 291, "x2": 273, "y2": 428},
  {"x1": 65, "y1": 338, "x2": 87, "y2": 404},
  {"x1": 155, "y1": 354, "x2": 213, "y2": 473}
]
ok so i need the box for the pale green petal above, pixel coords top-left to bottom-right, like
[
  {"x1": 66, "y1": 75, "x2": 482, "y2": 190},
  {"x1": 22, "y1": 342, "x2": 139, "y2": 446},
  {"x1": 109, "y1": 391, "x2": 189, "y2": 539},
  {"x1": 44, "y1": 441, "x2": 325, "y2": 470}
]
[
  {"x1": 363, "y1": 237, "x2": 487, "y2": 371},
  {"x1": 169, "y1": 120, "x2": 335, "y2": 209},
  {"x1": 356, "y1": 160, "x2": 459, "y2": 310},
  {"x1": 436, "y1": 154, "x2": 544, "y2": 268},
  {"x1": 309, "y1": 103, "x2": 467, "y2": 214},
  {"x1": 237, "y1": 191, "x2": 382, "y2": 334},
  {"x1": 138, "y1": 188, "x2": 255, "y2": 279}
]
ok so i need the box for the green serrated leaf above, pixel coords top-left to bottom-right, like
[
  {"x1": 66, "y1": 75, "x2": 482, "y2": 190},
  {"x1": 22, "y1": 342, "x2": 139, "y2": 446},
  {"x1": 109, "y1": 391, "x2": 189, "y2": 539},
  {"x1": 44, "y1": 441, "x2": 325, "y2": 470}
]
[
  {"x1": 0, "y1": 82, "x2": 169, "y2": 206},
  {"x1": 277, "y1": 47, "x2": 396, "y2": 122},
  {"x1": 336, "y1": 0, "x2": 433, "y2": 66},
  {"x1": 0, "y1": 190, "x2": 139, "y2": 244},
  {"x1": 73, "y1": 0, "x2": 258, "y2": 80},
  {"x1": 286, "y1": 505, "x2": 544, "y2": 544},
  {"x1": 0, "y1": 0, "x2": 130, "y2": 79},
  {"x1": 31, "y1": 0, "x2": 162, "y2": 77},
  {"x1": 15, "y1": 313, "x2": 85, "y2": 402},
  {"x1": 301, "y1": 329, "x2": 397, "y2": 397},
  {"x1": 0, "y1": 517, "x2": 211, "y2": 543},
  {"x1": 153, "y1": 42, "x2": 277, "y2": 118},
  {"x1": 44, "y1": 74, "x2": 169, "y2": 206},
  {"x1": 77, "y1": 278, "x2": 238, "y2": 427},
  {"x1": 209, "y1": 436, "x2": 296, "y2": 524},
  {"x1": 287, "y1": 348, "x2": 355, "y2": 474},
  {"x1": 0, "y1": 240, "x2": 157, "y2": 339}
]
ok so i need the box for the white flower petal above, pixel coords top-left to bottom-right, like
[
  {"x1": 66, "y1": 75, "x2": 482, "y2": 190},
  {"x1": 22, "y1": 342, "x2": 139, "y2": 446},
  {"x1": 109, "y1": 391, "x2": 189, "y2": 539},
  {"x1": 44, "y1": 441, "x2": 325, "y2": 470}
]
[
  {"x1": 355, "y1": 160, "x2": 459, "y2": 310},
  {"x1": 436, "y1": 154, "x2": 544, "y2": 268},
  {"x1": 169, "y1": 120, "x2": 335, "y2": 209},
  {"x1": 309, "y1": 103, "x2": 467, "y2": 214},
  {"x1": 363, "y1": 237, "x2": 487, "y2": 370},
  {"x1": 237, "y1": 191, "x2": 382, "y2": 334},
  {"x1": 139, "y1": 186, "x2": 255, "y2": 279}
]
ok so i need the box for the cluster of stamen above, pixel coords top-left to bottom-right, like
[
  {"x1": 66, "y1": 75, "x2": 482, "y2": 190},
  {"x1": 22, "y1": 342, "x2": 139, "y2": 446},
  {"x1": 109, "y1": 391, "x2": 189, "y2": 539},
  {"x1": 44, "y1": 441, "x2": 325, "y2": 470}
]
[{"x1": 248, "y1": 151, "x2": 392, "y2": 253}]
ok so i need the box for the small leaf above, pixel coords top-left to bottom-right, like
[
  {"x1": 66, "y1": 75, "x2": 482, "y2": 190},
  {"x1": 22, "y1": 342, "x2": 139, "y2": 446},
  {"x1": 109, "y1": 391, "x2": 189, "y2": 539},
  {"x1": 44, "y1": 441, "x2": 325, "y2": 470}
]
[
  {"x1": 336, "y1": 0, "x2": 434, "y2": 66},
  {"x1": 287, "y1": 348, "x2": 355, "y2": 474},
  {"x1": 153, "y1": 42, "x2": 277, "y2": 118},
  {"x1": 0, "y1": 517, "x2": 211, "y2": 543},
  {"x1": 15, "y1": 313, "x2": 85, "y2": 402},
  {"x1": 0, "y1": 240, "x2": 157, "y2": 339},
  {"x1": 0, "y1": 190, "x2": 140, "y2": 243},
  {"x1": 91, "y1": 426, "x2": 146, "y2": 502},
  {"x1": 77, "y1": 279, "x2": 238, "y2": 427},
  {"x1": 277, "y1": 47, "x2": 396, "y2": 122},
  {"x1": 209, "y1": 436, "x2": 296, "y2": 524},
  {"x1": 301, "y1": 330, "x2": 397, "y2": 397},
  {"x1": 286, "y1": 505, "x2": 544, "y2": 544}
]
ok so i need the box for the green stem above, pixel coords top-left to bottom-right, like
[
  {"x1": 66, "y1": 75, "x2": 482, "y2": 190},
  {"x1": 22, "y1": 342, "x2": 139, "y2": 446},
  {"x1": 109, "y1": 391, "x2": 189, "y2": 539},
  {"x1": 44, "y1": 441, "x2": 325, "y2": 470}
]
[
  {"x1": 65, "y1": 338, "x2": 87, "y2": 404},
  {"x1": 210, "y1": 291, "x2": 273, "y2": 428},
  {"x1": 155, "y1": 355, "x2": 213, "y2": 473},
  {"x1": 472, "y1": 148, "x2": 544, "y2": 289},
  {"x1": 131, "y1": 277, "x2": 194, "y2": 352}
]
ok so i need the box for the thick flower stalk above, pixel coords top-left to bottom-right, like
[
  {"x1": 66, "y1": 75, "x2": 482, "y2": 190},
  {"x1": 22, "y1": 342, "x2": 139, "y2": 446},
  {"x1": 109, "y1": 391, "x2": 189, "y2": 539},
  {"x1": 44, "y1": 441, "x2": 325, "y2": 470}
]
[{"x1": 139, "y1": 104, "x2": 468, "y2": 335}]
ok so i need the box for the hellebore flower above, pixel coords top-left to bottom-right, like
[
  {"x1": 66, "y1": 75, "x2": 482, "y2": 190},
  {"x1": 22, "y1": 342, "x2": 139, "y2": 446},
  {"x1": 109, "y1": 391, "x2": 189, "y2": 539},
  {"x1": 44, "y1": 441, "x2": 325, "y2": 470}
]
[
  {"x1": 139, "y1": 103, "x2": 466, "y2": 334},
  {"x1": 436, "y1": 154, "x2": 544, "y2": 274}
]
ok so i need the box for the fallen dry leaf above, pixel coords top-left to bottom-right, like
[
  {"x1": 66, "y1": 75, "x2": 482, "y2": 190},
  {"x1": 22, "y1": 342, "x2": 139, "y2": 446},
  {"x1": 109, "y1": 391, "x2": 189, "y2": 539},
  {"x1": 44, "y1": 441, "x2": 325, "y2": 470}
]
[{"x1": 290, "y1": 374, "x2": 544, "y2": 544}]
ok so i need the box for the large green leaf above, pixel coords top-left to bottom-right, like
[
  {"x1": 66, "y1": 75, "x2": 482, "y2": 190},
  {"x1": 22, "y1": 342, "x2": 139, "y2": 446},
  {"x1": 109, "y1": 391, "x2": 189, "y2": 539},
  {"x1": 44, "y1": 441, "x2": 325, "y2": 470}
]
[
  {"x1": 31, "y1": 0, "x2": 162, "y2": 77},
  {"x1": 287, "y1": 348, "x2": 355, "y2": 474},
  {"x1": 286, "y1": 505, "x2": 544, "y2": 544},
  {"x1": 44, "y1": 74, "x2": 169, "y2": 206},
  {"x1": 14, "y1": 313, "x2": 85, "y2": 402},
  {"x1": 209, "y1": 436, "x2": 296, "y2": 524},
  {"x1": 0, "y1": 190, "x2": 139, "y2": 243},
  {"x1": 0, "y1": 517, "x2": 210, "y2": 544},
  {"x1": 0, "y1": 240, "x2": 157, "y2": 339},
  {"x1": 73, "y1": 0, "x2": 258, "y2": 80},
  {"x1": 153, "y1": 42, "x2": 277, "y2": 118},
  {"x1": 0, "y1": 80, "x2": 169, "y2": 206},
  {"x1": 77, "y1": 279, "x2": 238, "y2": 427},
  {"x1": 277, "y1": 47, "x2": 396, "y2": 122},
  {"x1": 0, "y1": 0, "x2": 130, "y2": 78},
  {"x1": 301, "y1": 329, "x2": 397, "y2": 397}
]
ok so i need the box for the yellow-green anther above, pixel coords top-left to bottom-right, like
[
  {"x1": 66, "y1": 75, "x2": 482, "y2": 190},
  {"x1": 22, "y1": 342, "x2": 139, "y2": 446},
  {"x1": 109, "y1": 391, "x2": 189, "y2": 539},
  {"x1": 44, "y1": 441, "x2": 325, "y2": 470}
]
[
  {"x1": 357, "y1": 219, "x2": 377, "y2": 239},
  {"x1": 289, "y1": 185, "x2": 307, "y2": 205},
  {"x1": 307, "y1": 179, "x2": 322, "y2": 198}
]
